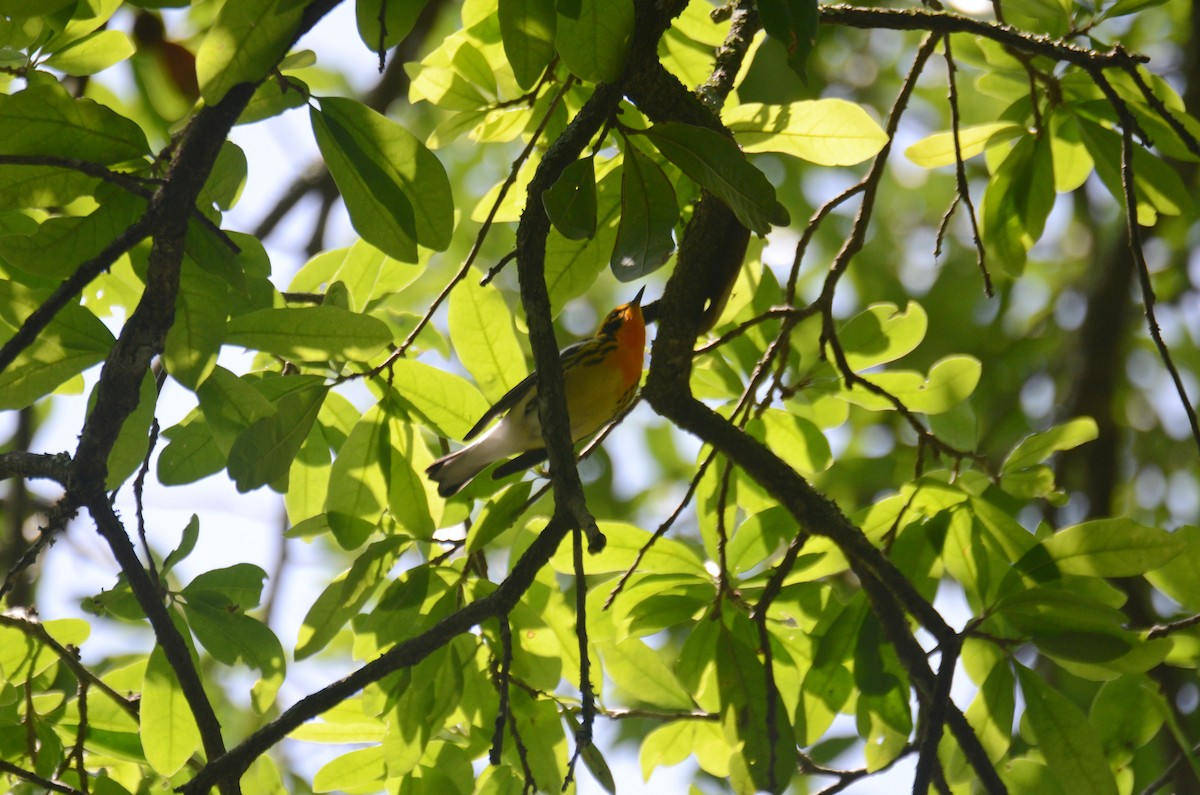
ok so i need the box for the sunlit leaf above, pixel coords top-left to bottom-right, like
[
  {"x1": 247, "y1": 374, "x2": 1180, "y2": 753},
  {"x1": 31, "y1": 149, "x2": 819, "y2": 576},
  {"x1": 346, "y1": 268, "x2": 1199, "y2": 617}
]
[
  {"x1": 311, "y1": 96, "x2": 454, "y2": 261},
  {"x1": 140, "y1": 646, "x2": 201, "y2": 777},
  {"x1": 728, "y1": 99, "x2": 889, "y2": 165},
  {"x1": 905, "y1": 122, "x2": 1022, "y2": 168},
  {"x1": 224, "y1": 305, "x2": 393, "y2": 361},
  {"x1": 196, "y1": 0, "x2": 304, "y2": 105},
  {"x1": 43, "y1": 29, "x2": 135, "y2": 75}
]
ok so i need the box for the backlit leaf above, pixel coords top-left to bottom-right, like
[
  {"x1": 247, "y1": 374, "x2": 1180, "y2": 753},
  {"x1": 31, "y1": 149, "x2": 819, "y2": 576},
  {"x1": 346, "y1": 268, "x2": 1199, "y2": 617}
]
[
  {"x1": 311, "y1": 97, "x2": 454, "y2": 261},
  {"x1": 728, "y1": 99, "x2": 888, "y2": 165},
  {"x1": 196, "y1": 0, "x2": 304, "y2": 105}
]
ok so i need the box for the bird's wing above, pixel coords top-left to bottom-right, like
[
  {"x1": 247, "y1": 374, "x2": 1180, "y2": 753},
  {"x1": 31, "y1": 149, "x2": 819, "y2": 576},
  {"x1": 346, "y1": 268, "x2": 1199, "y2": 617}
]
[
  {"x1": 463, "y1": 369, "x2": 537, "y2": 440},
  {"x1": 461, "y1": 339, "x2": 591, "y2": 441}
]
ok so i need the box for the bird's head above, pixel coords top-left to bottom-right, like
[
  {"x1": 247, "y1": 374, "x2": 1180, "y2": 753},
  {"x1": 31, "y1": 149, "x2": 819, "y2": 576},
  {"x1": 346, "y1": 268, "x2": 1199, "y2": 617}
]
[{"x1": 598, "y1": 286, "x2": 646, "y2": 339}]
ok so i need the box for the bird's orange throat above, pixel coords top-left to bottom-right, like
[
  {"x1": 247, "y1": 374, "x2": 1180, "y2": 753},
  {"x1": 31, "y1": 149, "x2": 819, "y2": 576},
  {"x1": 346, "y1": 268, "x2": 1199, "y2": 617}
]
[{"x1": 614, "y1": 308, "x2": 646, "y2": 385}]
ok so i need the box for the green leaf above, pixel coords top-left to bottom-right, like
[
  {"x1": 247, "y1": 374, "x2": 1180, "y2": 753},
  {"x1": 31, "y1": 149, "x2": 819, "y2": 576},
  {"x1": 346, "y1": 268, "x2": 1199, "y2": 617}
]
[
  {"x1": 227, "y1": 382, "x2": 327, "y2": 492},
  {"x1": 1091, "y1": 675, "x2": 1164, "y2": 759},
  {"x1": 1003, "y1": 417, "x2": 1099, "y2": 472},
  {"x1": 43, "y1": 0, "x2": 125, "y2": 52},
  {"x1": 237, "y1": 74, "x2": 310, "y2": 125},
  {"x1": 449, "y1": 274, "x2": 526, "y2": 403},
  {"x1": 838, "y1": 301, "x2": 927, "y2": 371},
  {"x1": 837, "y1": 356, "x2": 981, "y2": 414},
  {"x1": 748, "y1": 409, "x2": 831, "y2": 474},
  {"x1": 0, "y1": 0, "x2": 74, "y2": 16},
  {"x1": 757, "y1": 0, "x2": 818, "y2": 80},
  {"x1": 356, "y1": 0, "x2": 429, "y2": 51},
  {"x1": 964, "y1": 663, "x2": 1015, "y2": 763},
  {"x1": 601, "y1": 637, "x2": 695, "y2": 710},
  {"x1": 0, "y1": 618, "x2": 89, "y2": 684},
  {"x1": 140, "y1": 646, "x2": 201, "y2": 777},
  {"x1": 311, "y1": 96, "x2": 454, "y2": 261},
  {"x1": 224, "y1": 305, "x2": 393, "y2": 361},
  {"x1": 717, "y1": 617, "x2": 794, "y2": 793},
  {"x1": 1146, "y1": 525, "x2": 1200, "y2": 611},
  {"x1": 555, "y1": 0, "x2": 633, "y2": 83},
  {"x1": 641, "y1": 720, "x2": 733, "y2": 780},
  {"x1": 611, "y1": 144, "x2": 677, "y2": 281},
  {"x1": 196, "y1": 367, "x2": 277, "y2": 452},
  {"x1": 643, "y1": 122, "x2": 790, "y2": 235},
  {"x1": 196, "y1": 0, "x2": 304, "y2": 105},
  {"x1": 727, "y1": 99, "x2": 888, "y2": 165},
  {"x1": 542, "y1": 155, "x2": 597, "y2": 240},
  {"x1": 904, "y1": 122, "x2": 1023, "y2": 168},
  {"x1": 546, "y1": 169, "x2": 623, "y2": 315},
  {"x1": 1016, "y1": 665, "x2": 1119, "y2": 795},
  {"x1": 43, "y1": 29, "x2": 135, "y2": 75},
  {"x1": 288, "y1": 699, "x2": 385, "y2": 744},
  {"x1": 182, "y1": 563, "x2": 267, "y2": 610},
  {"x1": 296, "y1": 536, "x2": 408, "y2": 660},
  {"x1": 0, "y1": 191, "x2": 146, "y2": 280},
  {"x1": 182, "y1": 601, "x2": 286, "y2": 712},
  {"x1": 0, "y1": 283, "x2": 115, "y2": 410},
  {"x1": 0, "y1": 79, "x2": 149, "y2": 163},
  {"x1": 385, "y1": 419, "x2": 435, "y2": 540},
  {"x1": 548, "y1": 521, "x2": 708, "y2": 577},
  {"x1": 161, "y1": 515, "x2": 201, "y2": 576},
  {"x1": 466, "y1": 481, "x2": 533, "y2": 553},
  {"x1": 313, "y1": 743, "x2": 386, "y2": 792},
  {"x1": 0, "y1": 163, "x2": 98, "y2": 211},
  {"x1": 202, "y1": 142, "x2": 248, "y2": 211},
  {"x1": 499, "y1": 0, "x2": 555, "y2": 89},
  {"x1": 1076, "y1": 117, "x2": 1193, "y2": 223},
  {"x1": 1042, "y1": 518, "x2": 1185, "y2": 578},
  {"x1": 157, "y1": 419, "x2": 225, "y2": 485},
  {"x1": 293, "y1": 239, "x2": 423, "y2": 313},
  {"x1": 1048, "y1": 111, "x2": 1094, "y2": 192},
  {"x1": 389, "y1": 359, "x2": 490, "y2": 440},
  {"x1": 981, "y1": 133, "x2": 1055, "y2": 273},
  {"x1": 325, "y1": 405, "x2": 390, "y2": 550},
  {"x1": 164, "y1": 262, "x2": 227, "y2": 390}
]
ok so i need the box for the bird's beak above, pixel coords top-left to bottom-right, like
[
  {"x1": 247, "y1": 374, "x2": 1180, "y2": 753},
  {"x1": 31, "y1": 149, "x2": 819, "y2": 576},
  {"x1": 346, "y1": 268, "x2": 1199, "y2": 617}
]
[{"x1": 632, "y1": 286, "x2": 645, "y2": 306}]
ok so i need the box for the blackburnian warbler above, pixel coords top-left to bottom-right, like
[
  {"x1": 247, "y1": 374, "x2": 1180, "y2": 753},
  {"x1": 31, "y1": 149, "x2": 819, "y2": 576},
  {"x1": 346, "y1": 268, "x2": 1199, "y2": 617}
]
[{"x1": 426, "y1": 287, "x2": 647, "y2": 497}]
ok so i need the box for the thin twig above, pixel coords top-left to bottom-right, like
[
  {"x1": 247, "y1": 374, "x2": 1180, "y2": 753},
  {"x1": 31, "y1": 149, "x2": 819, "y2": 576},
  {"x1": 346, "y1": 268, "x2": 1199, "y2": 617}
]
[
  {"x1": 1097, "y1": 79, "x2": 1200, "y2": 454},
  {"x1": 563, "y1": 527, "x2": 595, "y2": 791},
  {"x1": 0, "y1": 759, "x2": 86, "y2": 795},
  {"x1": 490, "y1": 613, "x2": 514, "y2": 764},
  {"x1": 942, "y1": 35, "x2": 991, "y2": 296},
  {"x1": 0, "y1": 614, "x2": 140, "y2": 720}
]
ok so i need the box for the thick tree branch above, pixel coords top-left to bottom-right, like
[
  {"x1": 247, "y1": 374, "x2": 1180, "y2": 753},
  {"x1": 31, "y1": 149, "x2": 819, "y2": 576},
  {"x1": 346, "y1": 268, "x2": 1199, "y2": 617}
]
[
  {"x1": 0, "y1": 451, "x2": 72, "y2": 484},
  {"x1": 819, "y1": 5, "x2": 1147, "y2": 70}
]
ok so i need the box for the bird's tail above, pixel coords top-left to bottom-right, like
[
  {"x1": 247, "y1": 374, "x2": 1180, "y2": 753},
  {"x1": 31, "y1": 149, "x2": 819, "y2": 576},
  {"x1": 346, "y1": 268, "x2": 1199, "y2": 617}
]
[
  {"x1": 427, "y1": 429, "x2": 521, "y2": 497},
  {"x1": 426, "y1": 444, "x2": 490, "y2": 498}
]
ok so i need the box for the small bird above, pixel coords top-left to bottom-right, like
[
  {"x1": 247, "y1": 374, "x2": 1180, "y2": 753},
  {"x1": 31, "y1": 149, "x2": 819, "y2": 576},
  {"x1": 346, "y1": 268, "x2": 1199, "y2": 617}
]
[{"x1": 426, "y1": 287, "x2": 647, "y2": 497}]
